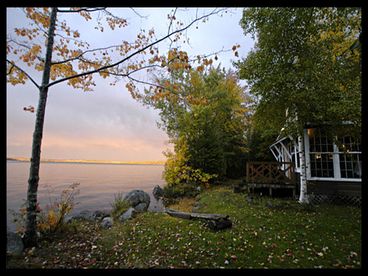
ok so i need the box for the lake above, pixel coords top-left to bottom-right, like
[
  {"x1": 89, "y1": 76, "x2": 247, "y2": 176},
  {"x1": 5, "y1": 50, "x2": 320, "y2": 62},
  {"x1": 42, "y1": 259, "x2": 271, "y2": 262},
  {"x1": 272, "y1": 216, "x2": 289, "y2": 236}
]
[{"x1": 6, "y1": 161, "x2": 166, "y2": 231}]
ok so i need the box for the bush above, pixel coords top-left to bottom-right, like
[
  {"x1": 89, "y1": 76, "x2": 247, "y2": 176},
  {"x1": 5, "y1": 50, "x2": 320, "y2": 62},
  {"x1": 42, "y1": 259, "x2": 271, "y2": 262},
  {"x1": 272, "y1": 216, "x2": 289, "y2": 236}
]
[
  {"x1": 163, "y1": 182, "x2": 200, "y2": 199},
  {"x1": 110, "y1": 192, "x2": 130, "y2": 222},
  {"x1": 164, "y1": 147, "x2": 216, "y2": 187},
  {"x1": 163, "y1": 157, "x2": 216, "y2": 201},
  {"x1": 10, "y1": 183, "x2": 80, "y2": 236}
]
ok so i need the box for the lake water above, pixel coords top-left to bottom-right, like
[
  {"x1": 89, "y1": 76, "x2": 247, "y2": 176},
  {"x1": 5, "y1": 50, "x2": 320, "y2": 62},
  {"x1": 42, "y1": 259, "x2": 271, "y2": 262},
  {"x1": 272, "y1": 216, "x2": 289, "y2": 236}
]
[{"x1": 6, "y1": 161, "x2": 166, "y2": 231}]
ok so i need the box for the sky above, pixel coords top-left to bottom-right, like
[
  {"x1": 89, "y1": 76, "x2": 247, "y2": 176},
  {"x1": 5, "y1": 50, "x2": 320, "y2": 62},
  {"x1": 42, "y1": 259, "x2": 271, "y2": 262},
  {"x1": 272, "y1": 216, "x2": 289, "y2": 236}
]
[{"x1": 6, "y1": 7, "x2": 255, "y2": 162}]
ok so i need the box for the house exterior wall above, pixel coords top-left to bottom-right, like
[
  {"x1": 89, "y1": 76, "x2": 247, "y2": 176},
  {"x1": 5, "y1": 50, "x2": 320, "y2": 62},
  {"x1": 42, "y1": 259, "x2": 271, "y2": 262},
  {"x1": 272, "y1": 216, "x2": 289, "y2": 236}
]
[{"x1": 307, "y1": 180, "x2": 361, "y2": 197}]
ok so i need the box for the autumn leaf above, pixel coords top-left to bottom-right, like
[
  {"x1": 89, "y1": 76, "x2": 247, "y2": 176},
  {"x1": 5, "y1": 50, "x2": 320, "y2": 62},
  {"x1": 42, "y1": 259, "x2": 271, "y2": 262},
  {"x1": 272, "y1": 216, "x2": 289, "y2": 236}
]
[
  {"x1": 99, "y1": 71, "x2": 109, "y2": 78},
  {"x1": 196, "y1": 65, "x2": 204, "y2": 72},
  {"x1": 73, "y1": 31, "x2": 80, "y2": 38},
  {"x1": 23, "y1": 105, "x2": 35, "y2": 113}
]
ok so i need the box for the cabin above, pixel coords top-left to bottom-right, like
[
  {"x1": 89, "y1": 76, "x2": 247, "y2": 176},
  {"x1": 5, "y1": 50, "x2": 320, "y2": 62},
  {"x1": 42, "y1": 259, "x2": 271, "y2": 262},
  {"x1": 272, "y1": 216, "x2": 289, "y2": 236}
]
[{"x1": 246, "y1": 122, "x2": 361, "y2": 205}]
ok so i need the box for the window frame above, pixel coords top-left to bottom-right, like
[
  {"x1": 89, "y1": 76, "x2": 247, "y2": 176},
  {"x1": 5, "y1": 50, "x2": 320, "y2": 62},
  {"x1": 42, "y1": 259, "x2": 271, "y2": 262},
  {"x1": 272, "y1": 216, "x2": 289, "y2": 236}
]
[{"x1": 304, "y1": 127, "x2": 361, "y2": 182}]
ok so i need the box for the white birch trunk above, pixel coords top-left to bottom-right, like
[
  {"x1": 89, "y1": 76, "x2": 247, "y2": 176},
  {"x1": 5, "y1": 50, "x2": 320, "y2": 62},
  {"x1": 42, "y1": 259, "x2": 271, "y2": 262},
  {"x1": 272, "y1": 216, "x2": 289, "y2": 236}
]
[{"x1": 298, "y1": 134, "x2": 309, "y2": 203}]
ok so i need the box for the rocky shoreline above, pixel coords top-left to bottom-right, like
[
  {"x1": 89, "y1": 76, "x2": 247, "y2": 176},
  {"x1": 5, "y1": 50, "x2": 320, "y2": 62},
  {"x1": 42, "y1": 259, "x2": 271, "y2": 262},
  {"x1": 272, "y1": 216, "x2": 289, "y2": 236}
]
[{"x1": 7, "y1": 186, "x2": 165, "y2": 256}]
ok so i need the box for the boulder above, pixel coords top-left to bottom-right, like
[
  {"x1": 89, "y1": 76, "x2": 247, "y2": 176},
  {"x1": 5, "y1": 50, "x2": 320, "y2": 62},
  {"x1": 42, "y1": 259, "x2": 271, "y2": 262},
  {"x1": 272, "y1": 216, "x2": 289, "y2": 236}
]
[
  {"x1": 101, "y1": 217, "x2": 113, "y2": 229},
  {"x1": 69, "y1": 210, "x2": 111, "y2": 222},
  {"x1": 93, "y1": 210, "x2": 110, "y2": 221},
  {"x1": 152, "y1": 185, "x2": 164, "y2": 200},
  {"x1": 119, "y1": 207, "x2": 137, "y2": 222},
  {"x1": 72, "y1": 210, "x2": 95, "y2": 221},
  {"x1": 123, "y1": 190, "x2": 150, "y2": 209},
  {"x1": 7, "y1": 231, "x2": 24, "y2": 256},
  {"x1": 134, "y1": 202, "x2": 149, "y2": 212}
]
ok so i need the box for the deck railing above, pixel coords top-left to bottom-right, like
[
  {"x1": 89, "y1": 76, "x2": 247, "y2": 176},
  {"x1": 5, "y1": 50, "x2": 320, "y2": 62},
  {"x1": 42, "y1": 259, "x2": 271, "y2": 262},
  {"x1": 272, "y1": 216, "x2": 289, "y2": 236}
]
[{"x1": 246, "y1": 161, "x2": 296, "y2": 185}]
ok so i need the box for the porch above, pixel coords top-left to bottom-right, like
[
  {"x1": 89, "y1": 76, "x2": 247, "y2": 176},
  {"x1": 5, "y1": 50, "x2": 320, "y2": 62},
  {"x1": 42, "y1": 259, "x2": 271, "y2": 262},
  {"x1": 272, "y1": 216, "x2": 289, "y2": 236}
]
[{"x1": 246, "y1": 161, "x2": 297, "y2": 197}]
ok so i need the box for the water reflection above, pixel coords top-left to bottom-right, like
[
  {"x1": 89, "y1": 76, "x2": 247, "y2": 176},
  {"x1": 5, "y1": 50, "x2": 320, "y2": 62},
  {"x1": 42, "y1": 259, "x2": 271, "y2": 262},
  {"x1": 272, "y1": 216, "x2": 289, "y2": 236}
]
[{"x1": 7, "y1": 161, "x2": 165, "y2": 231}]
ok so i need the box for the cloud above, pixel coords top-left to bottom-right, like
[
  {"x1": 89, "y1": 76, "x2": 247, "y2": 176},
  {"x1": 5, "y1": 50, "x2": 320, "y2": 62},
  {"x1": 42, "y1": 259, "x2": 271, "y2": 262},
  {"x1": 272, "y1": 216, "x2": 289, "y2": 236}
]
[
  {"x1": 39, "y1": 134, "x2": 168, "y2": 161},
  {"x1": 7, "y1": 80, "x2": 169, "y2": 161},
  {"x1": 6, "y1": 8, "x2": 252, "y2": 161}
]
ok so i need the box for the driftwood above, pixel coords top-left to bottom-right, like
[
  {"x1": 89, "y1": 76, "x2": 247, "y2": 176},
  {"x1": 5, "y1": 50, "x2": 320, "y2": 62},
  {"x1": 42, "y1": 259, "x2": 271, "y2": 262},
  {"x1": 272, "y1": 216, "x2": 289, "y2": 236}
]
[{"x1": 164, "y1": 208, "x2": 232, "y2": 231}]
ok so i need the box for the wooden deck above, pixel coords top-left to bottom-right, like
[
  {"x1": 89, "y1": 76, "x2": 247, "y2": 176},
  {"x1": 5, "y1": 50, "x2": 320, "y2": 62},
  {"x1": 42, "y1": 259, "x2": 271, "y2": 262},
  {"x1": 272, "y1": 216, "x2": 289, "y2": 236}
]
[{"x1": 246, "y1": 161, "x2": 297, "y2": 197}]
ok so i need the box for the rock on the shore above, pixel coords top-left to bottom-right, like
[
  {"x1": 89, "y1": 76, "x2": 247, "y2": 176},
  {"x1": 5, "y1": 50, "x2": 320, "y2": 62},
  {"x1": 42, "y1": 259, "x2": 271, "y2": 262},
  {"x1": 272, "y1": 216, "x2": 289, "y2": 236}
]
[
  {"x1": 123, "y1": 189, "x2": 150, "y2": 211},
  {"x1": 134, "y1": 202, "x2": 149, "y2": 212},
  {"x1": 7, "y1": 231, "x2": 24, "y2": 256},
  {"x1": 69, "y1": 210, "x2": 110, "y2": 222},
  {"x1": 71, "y1": 210, "x2": 95, "y2": 221},
  {"x1": 152, "y1": 185, "x2": 164, "y2": 200},
  {"x1": 101, "y1": 217, "x2": 113, "y2": 229},
  {"x1": 61, "y1": 190, "x2": 152, "y2": 227},
  {"x1": 93, "y1": 210, "x2": 110, "y2": 220},
  {"x1": 119, "y1": 207, "x2": 137, "y2": 222}
]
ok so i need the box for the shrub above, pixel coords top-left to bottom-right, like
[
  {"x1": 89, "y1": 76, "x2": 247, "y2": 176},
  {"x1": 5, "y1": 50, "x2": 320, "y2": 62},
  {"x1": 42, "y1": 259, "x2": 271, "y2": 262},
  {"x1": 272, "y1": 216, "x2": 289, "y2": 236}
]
[
  {"x1": 163, "y1": 155, "x2": 215, "y2": 201},
  {"x1": 10, "y1": 183, "x2": 80, "y2": 236},
  {"x1": 164, "y1": 147, "x2": 216, "y2": 186},
  {"x1": 110, "y1": 192, "x2": 130, "y2": 222}
]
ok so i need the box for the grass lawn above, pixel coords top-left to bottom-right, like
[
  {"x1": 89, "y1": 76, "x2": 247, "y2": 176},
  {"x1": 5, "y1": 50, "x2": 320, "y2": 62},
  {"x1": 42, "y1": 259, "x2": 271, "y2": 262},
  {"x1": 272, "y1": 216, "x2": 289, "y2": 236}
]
[{"x1": 7, "y1": 186, "x2": 361, "y2": 269}]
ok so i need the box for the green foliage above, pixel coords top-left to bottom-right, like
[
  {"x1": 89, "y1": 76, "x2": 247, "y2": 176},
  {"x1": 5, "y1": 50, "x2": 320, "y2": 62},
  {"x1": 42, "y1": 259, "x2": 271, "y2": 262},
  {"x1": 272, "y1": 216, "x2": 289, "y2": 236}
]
[
  {"x1": 143, "y1": 66, "x2": 250, "y2": 187},
  {"x1": 110, "y1": 193, "x2": 130, "y2": 222},
  {"x1": 162, "y1": 138, "x2": 216, "y2": 200},
  {"x1": 236, "y1": 7, "x2": 361, "y2": 137},
  {"x1": 244, "y1": 126, "x2": 276, "y2": 161},
  {"x1": 11, "y1": 183, "x2": 80, "y2": 235}
]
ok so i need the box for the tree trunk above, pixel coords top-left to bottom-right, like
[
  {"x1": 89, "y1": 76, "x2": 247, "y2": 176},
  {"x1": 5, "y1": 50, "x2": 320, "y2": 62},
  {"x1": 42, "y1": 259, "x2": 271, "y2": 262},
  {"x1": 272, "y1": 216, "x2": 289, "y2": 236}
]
[
  {"x1": 298, "y1": 132, "x2": 309, "y2": 204},
  {"x1": 23, "y1": 7, "x2": 57, "y2": 248}
]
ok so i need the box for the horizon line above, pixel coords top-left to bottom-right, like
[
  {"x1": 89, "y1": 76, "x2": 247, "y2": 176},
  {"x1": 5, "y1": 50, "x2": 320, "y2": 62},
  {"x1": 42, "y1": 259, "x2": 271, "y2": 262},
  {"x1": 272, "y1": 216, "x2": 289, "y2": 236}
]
[{"x1": 7, "y1": 156, "x2": 166, "y2": 165}]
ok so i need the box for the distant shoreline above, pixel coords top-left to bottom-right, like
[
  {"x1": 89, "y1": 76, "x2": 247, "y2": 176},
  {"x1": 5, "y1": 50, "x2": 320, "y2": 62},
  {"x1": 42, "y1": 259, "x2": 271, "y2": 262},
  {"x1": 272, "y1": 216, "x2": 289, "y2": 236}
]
[{"x1": 7, "y1": 157, "x2": 165, "y2": 166}]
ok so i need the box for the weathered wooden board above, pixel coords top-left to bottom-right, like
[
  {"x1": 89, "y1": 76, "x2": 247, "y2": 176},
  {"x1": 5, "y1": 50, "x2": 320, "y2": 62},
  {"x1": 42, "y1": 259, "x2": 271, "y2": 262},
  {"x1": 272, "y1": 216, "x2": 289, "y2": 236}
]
[{"x1": 164, "y1": 208, "x2": 232, "y2": 231}]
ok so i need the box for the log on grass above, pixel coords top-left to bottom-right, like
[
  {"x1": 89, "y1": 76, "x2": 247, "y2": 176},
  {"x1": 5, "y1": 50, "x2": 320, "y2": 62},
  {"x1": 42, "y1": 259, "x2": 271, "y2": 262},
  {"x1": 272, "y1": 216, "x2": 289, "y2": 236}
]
[{"x1": 164, "y1": 208, "x2": 232, "y2": 230}]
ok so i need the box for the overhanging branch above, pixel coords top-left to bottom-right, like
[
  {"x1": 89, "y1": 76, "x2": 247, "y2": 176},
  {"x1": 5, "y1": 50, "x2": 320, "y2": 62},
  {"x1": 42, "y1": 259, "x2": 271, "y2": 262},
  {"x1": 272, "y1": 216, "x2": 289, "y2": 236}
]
[
  {"x1": 46, "y1": 8, "x2": 226, "y2": 89},
  {"x1": 56, "y1": 7, "x2": 107, "y2": 13},
  {"x1": 6, "y1": 59, "x2": 40, "y2": 89}
]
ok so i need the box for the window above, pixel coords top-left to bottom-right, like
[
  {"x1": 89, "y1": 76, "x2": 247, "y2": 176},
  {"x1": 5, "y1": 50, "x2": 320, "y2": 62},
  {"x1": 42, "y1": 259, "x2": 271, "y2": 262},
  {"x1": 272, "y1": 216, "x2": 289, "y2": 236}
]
[
  {"x1": 307, "y1": 127, "x2": 361, "y2": 179},
  {"x1": 309, "y1": 128, "x2": 334, "y2": 177},
  {"x1": 337, "y1": 135, "x2": 361, "y2": 178}
]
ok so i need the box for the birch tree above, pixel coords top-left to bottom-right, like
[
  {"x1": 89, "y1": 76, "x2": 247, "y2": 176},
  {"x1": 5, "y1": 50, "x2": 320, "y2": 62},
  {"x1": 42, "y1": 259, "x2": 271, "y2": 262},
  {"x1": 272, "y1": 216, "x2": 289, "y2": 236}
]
[
  {"x1": 6, "y1": 7, "x2": 228, "y2": 247},
  {"x1": 236, "y1": 7, "x2": 361, "y2": 137}
]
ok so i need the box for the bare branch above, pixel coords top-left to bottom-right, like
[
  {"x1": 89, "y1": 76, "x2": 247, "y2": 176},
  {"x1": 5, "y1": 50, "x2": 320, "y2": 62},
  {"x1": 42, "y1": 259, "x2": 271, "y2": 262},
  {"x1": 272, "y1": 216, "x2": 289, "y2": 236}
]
[
  {"x1": 106, "y1": 64, "x2": 163, "y2": 79},
  {"x1": 167, "y1": 8, "x2": 178, "y2": 49},
  {"x1": 56, "y1": 8, "x2": 107, "y2": 13},
  {"x1": 130, "y1": 8, "x2": 148, "y2": 19},
  {"x1": 168, "y1": 8, "x2": 178, "y2": 35},
  {"x1": 127, "y1": 75, "x2": 164, "y2": 89},
  {"x1": 7, "y1": 59, "x2": 40, "y2": 89},
  {"x1": 129, "y1": 64, "x2": 163, "y2": 75},
  {"x1": 46, "y1": 8, "x2": 226, "y2": 89}
]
